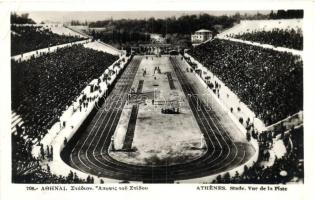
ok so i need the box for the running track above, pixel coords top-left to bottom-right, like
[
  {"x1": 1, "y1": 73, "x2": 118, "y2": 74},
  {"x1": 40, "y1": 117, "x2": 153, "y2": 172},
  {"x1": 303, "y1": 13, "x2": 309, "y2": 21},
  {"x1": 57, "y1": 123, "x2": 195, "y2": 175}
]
[{"x1": 63, "y1": 55, "x2": 254, "y2": 183}]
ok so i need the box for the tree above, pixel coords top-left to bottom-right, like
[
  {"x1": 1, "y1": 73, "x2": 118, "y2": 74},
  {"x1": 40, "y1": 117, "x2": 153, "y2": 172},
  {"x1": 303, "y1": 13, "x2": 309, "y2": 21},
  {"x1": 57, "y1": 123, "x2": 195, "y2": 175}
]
[
  {"x1": 233, "y1": 12, "x2": 241, "y2": 23},
  {"x1": 11, "y1": 12, "x2": 35, "y2": 24},
  {"x1": 233, "y1": 171, "x2": 240, "y2": 183},
  {"x1": 50, "y1": 146, "x2": 54, "y2": 161},
  {"x1": 74, "y1": 172, "x2": 79, "y2": 182},
  {"x1": 244, "y1": 165, "x2": 249, "y2": 173},
  {"x1": 269, "y1": 11, "x2": 276, "y2": 19},
  {"x1": 46, "y1": 145, "x2": 50, "y2": 158},
  {"x1": 26, "y1": 141, "x2": 33, "y2": 159},
  {"x1": 223, "y1": 172, "x2": 231, "y2": 183},
  {"x1": 216, "y1": 174, "x2": 222, "y2": 183},
  {"x1": 47, "y1": 164, "x2": 51, "y2": 173},
  {"x1": 67, "y1": 171, "x2": 74, "y2": 182},
  {"x1": 40, "y1": 144, "x2": 45, "y2": 159}
]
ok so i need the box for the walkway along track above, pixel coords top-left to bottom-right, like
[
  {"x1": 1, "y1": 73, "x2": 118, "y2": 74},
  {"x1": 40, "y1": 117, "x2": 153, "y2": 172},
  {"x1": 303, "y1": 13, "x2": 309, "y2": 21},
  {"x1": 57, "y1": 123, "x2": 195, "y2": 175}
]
[
  {"x1": 122, "y1": 104, "x2": 139, "y2": 150},
  {"x1": 62, "y1": 55, "x2": 254, "y2": 183},
  {"x1": 166, "y1": 72, "x2": 176, "y2": 90},
  {"x1": 122, "y1": 80, "x2": 144, "y2": 150}
]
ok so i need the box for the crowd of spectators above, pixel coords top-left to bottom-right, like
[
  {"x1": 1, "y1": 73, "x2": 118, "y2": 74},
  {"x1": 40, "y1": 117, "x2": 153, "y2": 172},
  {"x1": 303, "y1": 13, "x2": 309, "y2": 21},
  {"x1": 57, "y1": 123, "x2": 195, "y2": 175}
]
[
  {"x1": 229, "y1": 28, "x2": 303, "y2": 50},
  {"x1": 13, "y1": 169, "x2": 90, "y2": 184},
  {"x1": 188, "y1": 38, "x2": 303, "y2": 126},
  {"x1": 213, "y1": 126, "x2": 303, "y2": 184},
  {"x1": 11, "y1": 44, "x2": 118, "y2": 143},
  {"x1": 11, "y1": 44, "x2": 118, "y2": 183},
  {"x1": 12, "y1": 112, "x2": 106, "y2": 184},
  {"x1": 12, "y1": 133, "x2": 92, "y2": 183},
  {"x1": 11, "y1": 25, "x2": 84, "y2": 56}
]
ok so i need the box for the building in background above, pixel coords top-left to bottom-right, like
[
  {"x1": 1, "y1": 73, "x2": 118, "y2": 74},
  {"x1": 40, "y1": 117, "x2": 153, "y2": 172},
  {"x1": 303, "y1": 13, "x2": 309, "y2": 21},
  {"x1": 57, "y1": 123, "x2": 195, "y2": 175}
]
[
  {"x1": 191, "y1": 29, "x2": 213, "y2": 45},
  {"x1": 150, "y1": 33, "x2": 166, "y2": 44}
]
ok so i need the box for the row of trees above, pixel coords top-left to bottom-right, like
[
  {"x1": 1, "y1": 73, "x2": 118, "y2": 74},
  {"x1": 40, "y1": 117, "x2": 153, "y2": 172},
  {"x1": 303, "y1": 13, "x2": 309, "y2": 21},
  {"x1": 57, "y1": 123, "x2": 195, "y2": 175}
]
[
  {"x1": 87, "y1": 13, "x2": 233, "y2": 48},
  {"x1": 235, "y1": 10, "x2": 303, "y2": 21},
  {"x1": 11, "y1": 10, "x2": 303, "y2": 26},
  {"x1": 90, "y1": 30, "x2": 148, "y2": 45},
  {"x1": 89, "y1": 13, "x2": 237, "y2": 35},
  {"x1": 11, "y1": 12, "x2": 35, "y2": 24},
  {"x1": 39, "y1": 144, "x2": 54, "y2": 161},
  {"x1": 70, "y1": 20, "x2": 89, "y2": 26},
  {"x1": 88, "y1": 10, "x2": 303, "y2": 32},
  {"x1": 269, "y1": 10, "x2": 303, "y2": 19}
]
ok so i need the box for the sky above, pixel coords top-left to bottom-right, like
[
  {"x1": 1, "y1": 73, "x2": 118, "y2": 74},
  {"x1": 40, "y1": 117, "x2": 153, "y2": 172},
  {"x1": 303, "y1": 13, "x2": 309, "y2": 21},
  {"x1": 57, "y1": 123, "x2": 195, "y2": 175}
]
[{"x1": 16, "y1": 11, "x2": 272, "y2": 23}]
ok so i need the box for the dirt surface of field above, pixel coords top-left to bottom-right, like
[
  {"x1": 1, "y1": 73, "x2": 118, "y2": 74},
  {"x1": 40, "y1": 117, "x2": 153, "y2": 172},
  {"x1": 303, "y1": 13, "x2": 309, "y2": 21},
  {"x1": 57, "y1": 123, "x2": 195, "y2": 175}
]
[{"x1": 110, "y1": 55, "x2": 206, "y2": 166}]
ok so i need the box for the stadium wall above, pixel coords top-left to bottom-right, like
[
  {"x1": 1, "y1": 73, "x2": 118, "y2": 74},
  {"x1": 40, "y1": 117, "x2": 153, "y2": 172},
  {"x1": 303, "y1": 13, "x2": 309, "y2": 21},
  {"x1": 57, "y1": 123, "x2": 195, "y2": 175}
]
[
  {"x1": 83, "y1": 40, "x2": 122, "y2": 56},
  {"x1": 31, "y1": 55, "x2": 136, "y2": 183},
  {"x1": 64, "y1": 25, "x2": 92, "y2": 39}
]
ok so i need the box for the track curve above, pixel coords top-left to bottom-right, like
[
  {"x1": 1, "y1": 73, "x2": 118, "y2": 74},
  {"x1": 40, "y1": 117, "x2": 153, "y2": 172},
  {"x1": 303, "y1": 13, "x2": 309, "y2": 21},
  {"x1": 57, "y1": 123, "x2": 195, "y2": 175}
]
[{"x1": 62, "y1": 55, "x2": 255, "y2": 183}]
